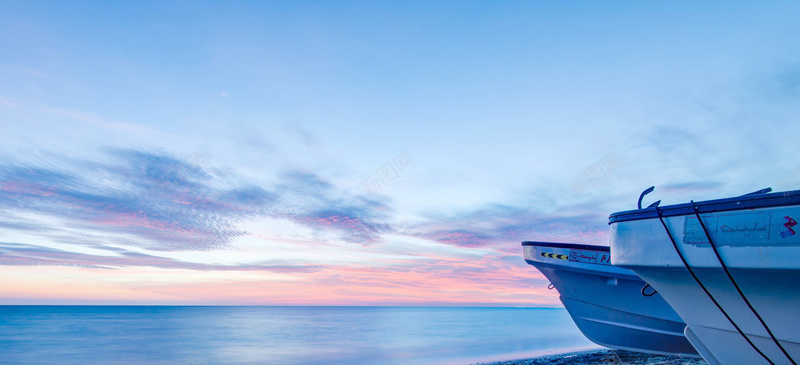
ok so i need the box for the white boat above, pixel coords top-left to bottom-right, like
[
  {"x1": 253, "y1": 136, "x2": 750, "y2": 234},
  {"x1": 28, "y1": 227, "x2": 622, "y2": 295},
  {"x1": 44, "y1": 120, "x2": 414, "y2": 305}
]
[
  {"x1": 523, "y1": 241, "x2": 700, "y2": 357},
  {"x1": 610, "y1": 187, "x2": 800, "y2": 365}
]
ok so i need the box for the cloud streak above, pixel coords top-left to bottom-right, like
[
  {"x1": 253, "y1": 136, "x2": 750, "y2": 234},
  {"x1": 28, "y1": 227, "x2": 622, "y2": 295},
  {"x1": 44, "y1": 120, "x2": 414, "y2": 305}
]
[
  {"x1": 0, "y1": 242, "x2": 323, "y2": 273},
  {"x1": 411, "y1": 204, "x2": 609, "y2": 248},
  {"x1": 0, "y1": 148, "x2": 393, "y2": 254},
  {"x1": 271, "y1": 170, "x2": 393, "y2": 243},
  {"x1": 0, "y1": 150, "x2": 271, "y2": 250}
]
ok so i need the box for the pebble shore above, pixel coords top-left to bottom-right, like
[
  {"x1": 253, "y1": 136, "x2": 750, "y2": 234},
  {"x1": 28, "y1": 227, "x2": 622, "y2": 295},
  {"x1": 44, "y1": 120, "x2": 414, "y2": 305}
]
[{"x1": 470, "y1": 350, "x2": 707, "y2": 365}]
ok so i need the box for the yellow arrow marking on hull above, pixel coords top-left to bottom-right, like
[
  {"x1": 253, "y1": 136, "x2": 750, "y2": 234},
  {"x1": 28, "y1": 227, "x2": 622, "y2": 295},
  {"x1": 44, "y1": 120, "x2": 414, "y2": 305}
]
[{"x1": 540, "y1": 252, "x2": 568, "y2": 260}]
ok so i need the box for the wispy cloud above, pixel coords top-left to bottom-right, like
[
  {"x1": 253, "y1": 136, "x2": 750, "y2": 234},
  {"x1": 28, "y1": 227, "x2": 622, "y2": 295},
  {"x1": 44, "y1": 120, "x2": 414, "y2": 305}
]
[
  {"x1": 0, "y1": 148, "x2": 392, "y2": 253},
  {"x1": 0, "y1": 242, "x2": 323, "y2": 272},
  {"x1": 0, "y1": 150, "x2": 272, "y2": 250},
  {"x1": 46, "y1": 107, "x2": 166, "y2": 137},
  {"x1": 272, "y1": 170, "x2": 392, "y2": 243},
  {"x1": 411, "y1": 204, "x2": 609, "y2": 248}
]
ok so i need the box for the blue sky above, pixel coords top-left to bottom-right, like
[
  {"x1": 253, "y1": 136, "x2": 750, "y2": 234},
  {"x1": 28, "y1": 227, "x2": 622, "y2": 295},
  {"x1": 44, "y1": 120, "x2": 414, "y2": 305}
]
[{"x1": 1, "y1": 1, "x2": 800, "y2": 304}]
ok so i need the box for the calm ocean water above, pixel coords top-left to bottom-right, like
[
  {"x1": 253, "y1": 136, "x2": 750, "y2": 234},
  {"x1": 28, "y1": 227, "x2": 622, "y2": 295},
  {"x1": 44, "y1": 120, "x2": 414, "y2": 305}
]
[{"x1": 0, "y1": 306, "x2": 597, "y2": 365}]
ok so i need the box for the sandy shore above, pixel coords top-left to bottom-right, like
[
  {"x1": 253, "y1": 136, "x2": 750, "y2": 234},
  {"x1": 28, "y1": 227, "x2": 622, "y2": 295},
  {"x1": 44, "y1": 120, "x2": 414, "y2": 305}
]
[{"x1": 469, "y1": 349, "x2": 707, "y2": 365}]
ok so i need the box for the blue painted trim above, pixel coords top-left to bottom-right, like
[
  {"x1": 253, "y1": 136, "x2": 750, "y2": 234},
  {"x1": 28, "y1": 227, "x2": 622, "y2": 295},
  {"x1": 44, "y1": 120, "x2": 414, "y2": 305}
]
[
  {"x1": 521, "y1": 241, "x2": 609, "y2": 252},
  {"x1": 609, "y1": 189, "x2": 800, "y2": 224}
]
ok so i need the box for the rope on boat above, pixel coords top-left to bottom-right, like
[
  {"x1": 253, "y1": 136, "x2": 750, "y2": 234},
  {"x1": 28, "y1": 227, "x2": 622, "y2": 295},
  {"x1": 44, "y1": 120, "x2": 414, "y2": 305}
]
[
  {"x1": 655, "y1": 205, "x2": 776, "y2": 365},
  {"x1": 690, "y1": 201, "x2": 797, "y2": 365}
]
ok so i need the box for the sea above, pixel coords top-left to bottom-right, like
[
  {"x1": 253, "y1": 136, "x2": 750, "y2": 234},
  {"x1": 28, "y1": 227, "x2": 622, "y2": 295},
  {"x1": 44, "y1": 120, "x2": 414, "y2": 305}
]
[{"x1": 0, "y1": 306, "x2": 598, "y2": 365}]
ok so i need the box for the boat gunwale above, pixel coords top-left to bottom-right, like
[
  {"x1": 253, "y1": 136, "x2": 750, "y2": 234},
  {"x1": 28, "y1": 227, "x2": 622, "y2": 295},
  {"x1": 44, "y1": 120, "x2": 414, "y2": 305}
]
[
  {"x1": 521, "y1": 241, "x2": 610, "y2": 252},
  {"x1": 608, "y1": 189, "x2": 800, "y2": 224}
]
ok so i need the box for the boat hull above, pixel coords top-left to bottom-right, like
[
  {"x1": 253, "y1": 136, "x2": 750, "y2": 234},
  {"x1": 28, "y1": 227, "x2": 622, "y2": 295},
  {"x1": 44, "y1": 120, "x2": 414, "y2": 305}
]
[
  {"x1": 611, "y1": 203, "x2": 800, "y2": 365},
  {"x1": 523, "y1": 242, "x2": 699, "y2": 357}
]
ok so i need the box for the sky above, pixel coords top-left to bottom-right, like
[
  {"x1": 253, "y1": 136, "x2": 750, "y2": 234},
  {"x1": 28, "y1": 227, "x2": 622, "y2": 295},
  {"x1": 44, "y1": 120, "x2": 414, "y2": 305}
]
[{"x1": 1, "y1": 1, "x2": 800, "y2": 305}]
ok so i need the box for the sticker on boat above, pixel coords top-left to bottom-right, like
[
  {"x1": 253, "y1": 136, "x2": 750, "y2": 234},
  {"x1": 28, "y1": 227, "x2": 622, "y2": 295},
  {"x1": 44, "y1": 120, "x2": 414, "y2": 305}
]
[
  {"x1": 568, "y1": 249, "x2": 611, "y2": 265},
  {"x1": 681, "y1": 209, "x2": 800, "y2": 246},
  {"x1": 781, "y1": 216, "x2": 797, "y2": 238},
  {"x1": 540, "y1": 248, "x2": 611, "y2": 265}
]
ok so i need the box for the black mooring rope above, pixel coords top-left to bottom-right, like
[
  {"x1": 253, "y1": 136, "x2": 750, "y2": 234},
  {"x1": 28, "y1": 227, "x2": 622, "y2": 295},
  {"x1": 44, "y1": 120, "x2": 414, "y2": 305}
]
[
  {"x1": 655, "y1": 206, "x2": 775, "y2": 365},
  {"x1": 691, "y1": 201, "x2": 796, "y2": 365}
]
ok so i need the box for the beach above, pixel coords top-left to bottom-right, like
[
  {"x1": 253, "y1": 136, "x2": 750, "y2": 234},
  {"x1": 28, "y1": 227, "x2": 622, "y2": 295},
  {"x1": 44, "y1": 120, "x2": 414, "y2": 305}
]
[{"x1": 471, "y1": 350, "x2": 707, "y2": 365}]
